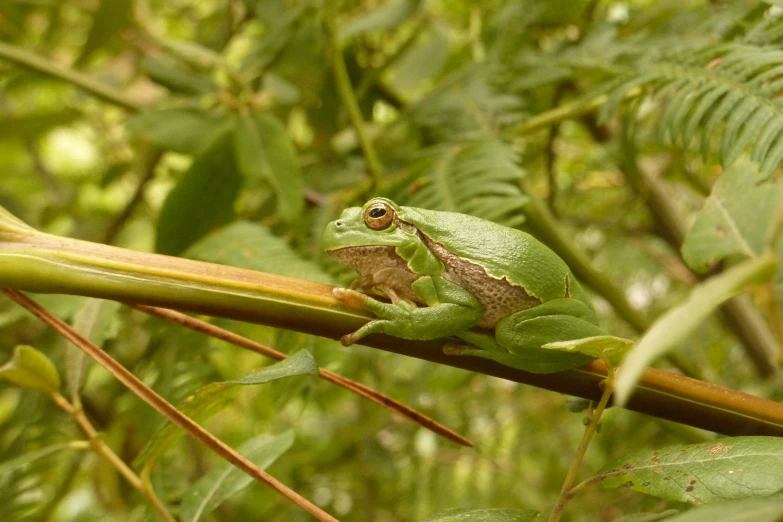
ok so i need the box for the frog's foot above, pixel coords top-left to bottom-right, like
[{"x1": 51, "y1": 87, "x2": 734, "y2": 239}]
[
  {"x1": 334, "y1": 288, "x2": 417, "y2": 345},
  {"x1": 340, "y1": 316, "x2": 407, "y2": 346},
  {"x1": 333, "y1": 287, "x2": 372, "y2": 307},
  {"x1": 443, "y1": 342, "x2": 490, "y2": 359},
  {"x1": 340, "y1": 330, "x2": 365, "y2": 346}
]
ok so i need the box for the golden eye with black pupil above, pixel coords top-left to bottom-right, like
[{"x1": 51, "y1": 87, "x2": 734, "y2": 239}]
[{"x1": 363, "y1": 202, "x2": 395, "y2": 230}]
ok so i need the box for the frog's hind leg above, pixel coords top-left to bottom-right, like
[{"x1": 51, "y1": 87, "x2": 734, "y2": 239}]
[
  {"x1": 495, "y1": 298, "x2": 609, "y2": 373},
  {"x1": 444, "y1": 331, "x2": 533, "y2": 370}
]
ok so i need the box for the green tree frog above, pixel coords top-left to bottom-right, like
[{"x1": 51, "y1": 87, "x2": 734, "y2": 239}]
[{"x1": 323, "y1": 198, "x2": 613, "y2": 373}]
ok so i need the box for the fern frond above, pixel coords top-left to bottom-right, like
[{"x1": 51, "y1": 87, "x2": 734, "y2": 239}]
[
  {"x1": 401, "y1": 140, "x2": 528, "y2": 227},
  {"x1": 408, "y1": 68, "x2": 525, "y2": 142},
  {"x1": 602, "y1": 40, "x2": 783, "y2": 176},
  {"x1": 738, "y1": 7, "x2": 783, "y2": 46}
]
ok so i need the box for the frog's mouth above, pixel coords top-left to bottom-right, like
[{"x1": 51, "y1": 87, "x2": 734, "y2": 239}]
[{"x1": 322, "y1": 216, "x2": 407, "y2": 253}]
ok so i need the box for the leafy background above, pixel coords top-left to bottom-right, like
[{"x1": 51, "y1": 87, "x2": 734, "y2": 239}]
[{"x1": 0, "y1": 0, "x2": 782, "y2": 521}]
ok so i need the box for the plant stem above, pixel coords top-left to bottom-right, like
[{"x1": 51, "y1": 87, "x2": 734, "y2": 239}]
[
  {"x1": 619, "y1": 119, "x2": 778, "y2": 376},
  {"x1": 766, "y1": 199, "x2": 783, "y2": 354},
  {"x1": 328, "y1": 20, "x2": 383, "y2": 185},
  {"x1": 354, "y1": 17, "x2": 426, "y2": 103},
  {"x1": 514, "y1": 88, "x2": 643, "y2": 136},
  {"x1": 547, "y1": 367, "x2": 617, "y2": 522},
  {"x1": 0, "y1": 42, "x2": 144, "y2": 112},
  {"x1": 50, "y1": 393, "x2": 176, "y2": 522},
  {"x1": 4, "y1": 289, "x2": 339, "y2": 522},
  {"x1": 131, "y1": 303, "x2": 473, "y2": 447},
  {"x1": 104, "y1": 148, "x2": 164, "y2": 244}
]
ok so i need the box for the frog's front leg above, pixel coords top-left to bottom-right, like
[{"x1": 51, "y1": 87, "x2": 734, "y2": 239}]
[
  {"x1": 334, "y1": 276, "x2": 483, "y2": 346},
  {"x1": 371, "y1": 268, "x2": 421, "y2": 305}
]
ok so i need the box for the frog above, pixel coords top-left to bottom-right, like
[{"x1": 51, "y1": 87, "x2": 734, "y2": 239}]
[{"x1": 322, "y1": 197, "x2": 615, "y2": 373}]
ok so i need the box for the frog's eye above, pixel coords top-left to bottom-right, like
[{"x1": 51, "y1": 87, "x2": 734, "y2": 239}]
[{"x1": 363, "y1": 202, "x2": 395, "y2": 230}]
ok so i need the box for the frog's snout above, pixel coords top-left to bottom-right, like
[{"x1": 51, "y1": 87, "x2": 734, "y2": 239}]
[{"x1": 322, "y1": 219, "x2": 345, "y2": 251}]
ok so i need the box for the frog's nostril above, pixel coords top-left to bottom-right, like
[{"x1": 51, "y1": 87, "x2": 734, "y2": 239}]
[{"x1": 335, "y1": 221, "x2": 343, "y2": 227}]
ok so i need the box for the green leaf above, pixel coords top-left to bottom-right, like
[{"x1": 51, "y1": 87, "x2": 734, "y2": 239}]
[
  {"x1": 134, "y1": 382, "x2": 242, "y2": 469},
  {"x1": 140, "y1": 57, "x2": 218, "y2": 95},
  {"x1": 601, "y1": 44, "x2": 783, "y2": 176},
  {"x1": 614, "y1": 254, "x2": 777, "y2": 405},
  {"x1": 233, "y1": 111, "x2": 304, "y2": 223},
  {"x1": 76, "y1": 0, "x2": 132, "y2": 65},
  {"x1": 179, "y1": 431, "x2": 295, "y2": 522},
  {"x1": 126, "y1": 108, "x2": 232, "y2": 155},
  {"x1": 682, "y1": 162, "x2": 783, "y2": 273},
  {"x1": 424, "y1": 508, "x2": 539, "y2": 522},
  {"x1": 156, "y1": 130, "x2": 242, "y2": 255},
  {"x1": 223, "y1": 350, "x2": 318, "y2": 384},
  {"x1": 612, "y1": 510, "x2": 679, "y2": 522},
  {"x1": 565, "y1": 396, "x2": 591, "y2": 413},
  {"x1": 0, "y1": 442, "x2": 80, "y2": 478},
  {"x1": 389, "y1": 24, "x2": 450, "y2": 91},
  {"x1": 339, "y1": 0, "x2": 420, "y2": 42},
  {"x1": 67, "y1": 299, "x2": 120, "y2": 399},
  {"x1": 662, "y1": 498, "x2": 783, "y2": 522},
  {"x1": 0, "y1": 345, "x2": 61, "y2": 394},
  {"x1": 184, "y1": 221, "x2": 336, "y2": 284},
  {"x1": 597, "y1": 437, "x2": 783, "y2": 504},
  {"x1": 134, "y1": 352, "x2": 316, "y2": 468},
  {"x1": 0, "y1": 109, "x2": 82, "y2": 140},
  {"x1": 543, "y1": 335, "x2": 634, "y2": 367}
]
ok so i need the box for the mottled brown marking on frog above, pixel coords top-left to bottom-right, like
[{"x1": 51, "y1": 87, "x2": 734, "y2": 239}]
[{"x1": 420, "y1": 234, "x2": 540, "y2": 328}]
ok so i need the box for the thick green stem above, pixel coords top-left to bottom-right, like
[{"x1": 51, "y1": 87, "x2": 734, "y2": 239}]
[
  {"x1": 3, "y1": 207, "x2": 783, "y2": 436},
  {"x1": 0, "y1": 42, "x2": 144, "y2": 112}
]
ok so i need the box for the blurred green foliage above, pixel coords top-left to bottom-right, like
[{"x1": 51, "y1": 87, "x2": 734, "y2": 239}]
[{"x1": 0, "y1": 1, "x2": 782, "y2": 521}]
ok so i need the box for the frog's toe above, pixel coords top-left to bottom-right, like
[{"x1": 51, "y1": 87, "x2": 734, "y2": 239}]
[
  {"x1": 333, "y1": 287, "x2": 365, "y2": 304},
  {"x1": 340, "y1": 332, "x2": 357, "y2": 346}
]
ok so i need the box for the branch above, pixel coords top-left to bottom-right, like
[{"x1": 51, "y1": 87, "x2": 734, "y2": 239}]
[
  {"x1": 2, "y1": 206, "x2": 783, "y2": 437},
  {"x1": 3, "y1": 289, "x2": 338, "y2": 522},
  {"x1": 327, "y1": 19, "x2": 383, "y2": 184},
  {"x1": 0, "y1": 42, "x2": 145, "y2": 113},
  {"x1": 103, "y1": 148, "x2": 163, "y2": 244},
  {"x1": 513, "y1": 88, "x2": 643, "y2": 137},
  {"x1": 50, "y1": 393, "x2": 176, "y2": 522},
  {"x1": 131, "y1": 304, "x2": 472, "y2": 447}
]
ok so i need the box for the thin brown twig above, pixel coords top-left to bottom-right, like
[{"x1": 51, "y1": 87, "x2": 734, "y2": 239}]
[
  {"x1": 129, "y1": 303, "x2": 473, "y2": 447},
  {"x1": 2, "y1": 288, "x2": 340, "y2": 522}
]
